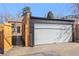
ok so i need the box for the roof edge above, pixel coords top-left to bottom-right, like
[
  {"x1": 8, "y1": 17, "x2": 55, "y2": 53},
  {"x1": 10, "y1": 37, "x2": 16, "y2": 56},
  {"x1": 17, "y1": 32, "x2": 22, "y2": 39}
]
[{"x1": 31, "y1": 16, "x2": 75, "y2": 22}]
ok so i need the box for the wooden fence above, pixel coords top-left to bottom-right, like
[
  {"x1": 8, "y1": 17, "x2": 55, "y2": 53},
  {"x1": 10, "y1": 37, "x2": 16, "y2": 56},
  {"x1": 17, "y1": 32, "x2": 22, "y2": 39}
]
[{"x1": 0, "y1": 23, "x2": 12, "y2": 54}]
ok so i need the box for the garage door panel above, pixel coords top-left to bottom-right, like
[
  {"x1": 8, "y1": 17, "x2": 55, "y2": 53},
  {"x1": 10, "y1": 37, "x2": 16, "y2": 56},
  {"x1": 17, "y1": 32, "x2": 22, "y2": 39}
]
[
  {"x1": 35, "y1": 29, "x2": 59, "y2": 44},
  {"x1": 34, "y1": 24, "x2": 72, "y2": 45},
  {"x1": 55, "y1": 27, "x2": 72, "y2": 42},
  {"x1": 34, "y1": 24, "x2": 71, "y2": 29}
]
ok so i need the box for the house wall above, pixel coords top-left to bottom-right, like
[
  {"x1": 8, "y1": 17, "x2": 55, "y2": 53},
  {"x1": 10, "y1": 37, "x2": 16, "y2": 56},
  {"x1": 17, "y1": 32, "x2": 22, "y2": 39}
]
[
  {"x1": 8, "y1": 21, "x2": 23, "y2": 46},
  {"x1": 13, "y1": 23, "x2": 22, "y2": 36},
  {"x1": 7, "y1": 21, "x2": 22, "y2": 36}
]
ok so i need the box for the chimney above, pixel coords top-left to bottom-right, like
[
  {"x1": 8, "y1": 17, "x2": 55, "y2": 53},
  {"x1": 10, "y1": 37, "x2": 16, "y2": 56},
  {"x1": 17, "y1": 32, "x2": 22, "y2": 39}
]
[{"x1": 22, "y1": 12, "x2": 31, "y2": 47}]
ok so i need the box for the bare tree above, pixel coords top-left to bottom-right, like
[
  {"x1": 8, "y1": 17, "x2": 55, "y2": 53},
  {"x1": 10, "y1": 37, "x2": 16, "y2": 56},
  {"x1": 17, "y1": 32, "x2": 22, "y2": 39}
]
[
  {"x1": 72, "y1": 3, "x2": 79, "y2": 15},
  {"x1": 0, "y1": 14, "x2": 4, "y2": 23},
  {"x1": 15, "y1": 12, "x2": 22, "y2": 21},
  {"x1": 22, "y1": 6, "x2": 31, "y2": 15},
  {"x1": 4, "y1": 13, "x2": 14, "y2": 22},
  {"x1": 0, "y1": 12, "x2": 14, "y2": 23},
  {"x1": 47, "y1": 11, "x2": 54, "y2": 19}
]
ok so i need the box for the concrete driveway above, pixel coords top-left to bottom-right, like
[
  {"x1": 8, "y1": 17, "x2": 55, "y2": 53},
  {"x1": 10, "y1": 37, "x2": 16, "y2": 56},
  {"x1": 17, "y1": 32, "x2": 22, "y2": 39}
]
[{"x1": 1, "y1": 43, "x2": 79, "y2": 56}]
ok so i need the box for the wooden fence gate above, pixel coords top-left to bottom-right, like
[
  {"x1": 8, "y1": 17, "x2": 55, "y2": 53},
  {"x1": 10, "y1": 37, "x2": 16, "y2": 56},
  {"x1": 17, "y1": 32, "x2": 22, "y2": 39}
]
[{"x1": 0, "y1": 23, "x2": 12, "y2": 54}]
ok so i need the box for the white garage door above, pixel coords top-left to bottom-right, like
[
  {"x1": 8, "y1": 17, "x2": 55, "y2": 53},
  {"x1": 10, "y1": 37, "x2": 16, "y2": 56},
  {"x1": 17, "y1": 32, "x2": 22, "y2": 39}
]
[{"x1": 34, "y1": 24, "x2": 72, "y2": 45}]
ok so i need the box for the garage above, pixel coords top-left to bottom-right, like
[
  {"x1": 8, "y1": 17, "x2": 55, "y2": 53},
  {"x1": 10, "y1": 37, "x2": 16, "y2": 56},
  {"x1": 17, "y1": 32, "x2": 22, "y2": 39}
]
[
  {"x1": 22, "y1": 13, "x2": 75, "y2": 47},
  {"x1": 34, "y1": 23, "x2": 72, "y2": 45}
]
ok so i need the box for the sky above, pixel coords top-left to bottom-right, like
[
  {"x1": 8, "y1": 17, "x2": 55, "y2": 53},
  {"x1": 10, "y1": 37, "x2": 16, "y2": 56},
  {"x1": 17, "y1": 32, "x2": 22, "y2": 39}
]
[{"x1": 0, "y1": 3, "x2": 73, "y2": 18}]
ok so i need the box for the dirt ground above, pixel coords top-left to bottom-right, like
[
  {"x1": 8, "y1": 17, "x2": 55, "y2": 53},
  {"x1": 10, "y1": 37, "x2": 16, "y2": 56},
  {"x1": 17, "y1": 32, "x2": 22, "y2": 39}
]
[{"x1": 1, "y1": 43, "x2": 79, "y2": 56}]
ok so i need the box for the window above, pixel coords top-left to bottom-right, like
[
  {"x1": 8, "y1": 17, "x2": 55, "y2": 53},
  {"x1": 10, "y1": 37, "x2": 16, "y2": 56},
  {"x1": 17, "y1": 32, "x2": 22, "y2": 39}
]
[
  {"x1": 17, "y1": 26, "x2": 20, "y2": 33},
  {"x1": 12, "y1": 24, "x2": 15, "y2": 33},
  {"x1": 12, "y1": 24, "x2": 15, "y2": 28}
]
